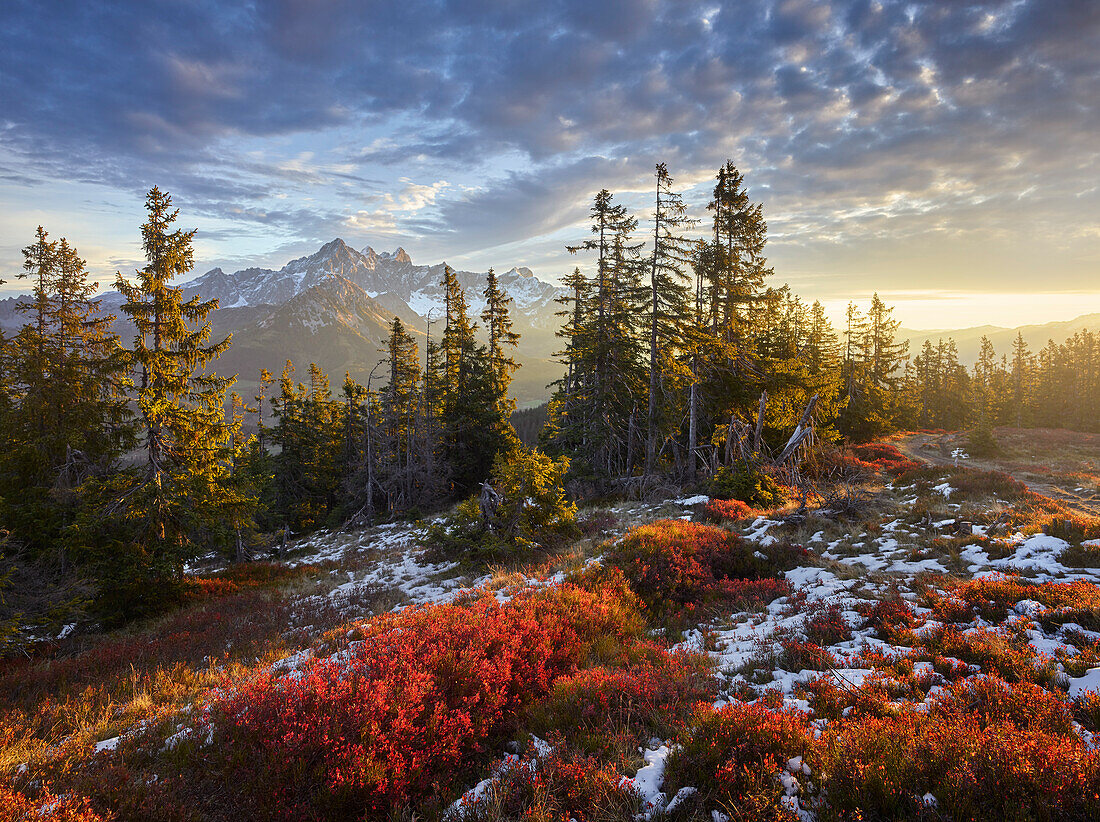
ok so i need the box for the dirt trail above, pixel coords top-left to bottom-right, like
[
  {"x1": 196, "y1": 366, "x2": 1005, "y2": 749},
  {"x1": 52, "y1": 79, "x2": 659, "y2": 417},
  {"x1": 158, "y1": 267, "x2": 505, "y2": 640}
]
[{"x1": 894, "y1": 431, "x2": 1100, "y2": 518}]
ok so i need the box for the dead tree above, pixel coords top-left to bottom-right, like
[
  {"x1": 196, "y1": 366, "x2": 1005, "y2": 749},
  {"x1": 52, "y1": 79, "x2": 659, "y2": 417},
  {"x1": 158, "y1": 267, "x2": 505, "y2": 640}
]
[{"x1": 479, "y1": 481, "x2": 502, "y2": 529}]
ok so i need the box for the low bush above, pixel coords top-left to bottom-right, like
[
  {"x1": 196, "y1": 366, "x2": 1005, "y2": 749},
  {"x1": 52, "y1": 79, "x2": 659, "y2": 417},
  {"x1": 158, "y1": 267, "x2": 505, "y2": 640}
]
[
  {"x1": 447, "y1": 745, "x2": 641, "y2": 822},
  {"x1": 708, "y1": 465, "x2": 788, "y2": 508},
  {"x1": 849, "y1": 443, "x2": 921, "y2": 477},
  {"x1": 818, "y1": 682, "x2": 1100, "y2": 822},
  {"x1": 603, "y1": 520, "x2": 799, "y2": 623},
  {"x1": 190, "y1": 581, "x2": 645, "y2": 819},
  {"x1": 808, "y1": 448, "x2": 876, "y2": 482},
  {"x1": 926, "y1": 575, "x2": 1100, "y2": 629},
  {"x1": 663, "y1": 701, "x2": 812, "y2": 821},
  {"x1": 527, "y1": 648, "x2": 716, "y2": 756},
  {"x1": 803, "y1": 603, "x2": 853, "y2": 647},
  {"x1": 425, "y1": 446, "x2": 578, "y2": 561},
  {"x1": 701, "y1": 498, "x2": 757, "y2": 523},
  {"x1": 0, "y1": 785, "x2": 105, "y2": 822}
]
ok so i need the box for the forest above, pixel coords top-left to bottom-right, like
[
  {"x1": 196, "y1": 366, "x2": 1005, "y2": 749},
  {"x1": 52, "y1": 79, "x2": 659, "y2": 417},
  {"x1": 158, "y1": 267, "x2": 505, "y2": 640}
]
[{"x1": 1, "y1": 163, "x2": 1098, "y2": 632}]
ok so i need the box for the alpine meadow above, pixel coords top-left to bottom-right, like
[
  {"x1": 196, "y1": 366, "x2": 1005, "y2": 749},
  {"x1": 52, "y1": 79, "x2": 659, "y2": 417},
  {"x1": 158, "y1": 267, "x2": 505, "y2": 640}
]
[{"x1": 2, "y1": 2, "x2": 1100, "y2": 821}]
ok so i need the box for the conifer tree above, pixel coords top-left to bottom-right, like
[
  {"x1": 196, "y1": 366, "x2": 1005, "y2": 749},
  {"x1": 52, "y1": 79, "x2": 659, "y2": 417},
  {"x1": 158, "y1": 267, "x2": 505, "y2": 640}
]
[
  {"x1": 382, "y1": 318, "x2": 421, "y2": 507},
  {"x1": 1, "y1": 230, "x2": 132, "y2": 565},
  {"x1": 563, "y1": 190, "x2": 646, "y2": 476},
  {"x1": 1011, "y1": 331, "x2": 1032, "y2": 427},
  {"x1": 439, "y1": 265, "x2": 512, "y2": 496},
  {"x1": 107, "y1": 187, "x2": 243, "y2": 601},
  {"x1": 481, "y1": 267, "x2": 521, "y2": 420},
  {"x1": 645, "y1": 163, "x2": 695, "y2": 474}
]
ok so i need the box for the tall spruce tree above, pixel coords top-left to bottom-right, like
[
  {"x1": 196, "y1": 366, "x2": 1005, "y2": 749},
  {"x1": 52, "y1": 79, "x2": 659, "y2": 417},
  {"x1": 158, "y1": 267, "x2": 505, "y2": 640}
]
[
  {"x1": 645, "y1": 163, "x2": 695, "y2": 474},
  {"x1": 107, "y1": 187, "x2": 244, "y2": 607},
  {"x1": 382, "y1": 317, "x2": 421, "y2": 507},
  {"x1": 439, "y1": 265, "x2": 511, "y2": 496},
  {"x1": 1, "y1": 230, "x2": 132, "y2": 565},
  {"x1": 562, "y1": 190, "x2": 645, "y2": 477},
  {"x1": 481, "y1": 267, "x2": 521, "y2": 421}
]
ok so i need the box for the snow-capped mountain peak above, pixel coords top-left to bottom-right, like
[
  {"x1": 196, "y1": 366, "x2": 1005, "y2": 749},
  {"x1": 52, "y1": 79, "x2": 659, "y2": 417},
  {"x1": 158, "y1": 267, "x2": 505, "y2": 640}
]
[{"x1": 171, "y1": 240, "x2": 561, "y2": 325}]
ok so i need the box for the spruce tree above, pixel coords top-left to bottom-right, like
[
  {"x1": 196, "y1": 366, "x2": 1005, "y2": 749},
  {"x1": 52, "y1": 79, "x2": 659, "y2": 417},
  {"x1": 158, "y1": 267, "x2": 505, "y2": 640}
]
[
  {"x1": 645, "y1": 163, "x2": 695, "y2": 474},
  {"x1": 481, "y1": 267, "x2": 521, "y2": 420},
  {"x1": 382, "y1": 318, "x2": 421, "y2": 507},
  {"x1": 439, "y1": 265, "x2": 512, "y2": 496},
  {"x1": 107, "y1": 187, "x2": 243, "y2": 608},
  {"x1": 564, "y1": 190, "x2": 645, "y2": 477}
]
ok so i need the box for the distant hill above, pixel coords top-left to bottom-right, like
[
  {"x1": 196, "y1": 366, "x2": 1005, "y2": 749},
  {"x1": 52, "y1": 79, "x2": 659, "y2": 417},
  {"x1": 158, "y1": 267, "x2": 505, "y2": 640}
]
[{"x1": 900, "y1": 313, "x2": 1100, "y2": 363}]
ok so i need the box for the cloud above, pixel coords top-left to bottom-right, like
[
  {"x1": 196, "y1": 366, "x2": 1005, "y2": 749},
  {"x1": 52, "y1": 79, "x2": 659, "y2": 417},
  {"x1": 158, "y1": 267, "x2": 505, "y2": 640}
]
[{"x1": 0, "y1": 0, "x2": 1096, "y2": 303}]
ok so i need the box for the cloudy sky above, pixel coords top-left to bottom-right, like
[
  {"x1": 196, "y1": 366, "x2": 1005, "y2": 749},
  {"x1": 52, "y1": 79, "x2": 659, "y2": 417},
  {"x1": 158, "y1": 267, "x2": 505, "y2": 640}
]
[{"x1": 1, "y1": 0, "x2": 1097, "y2": 329}]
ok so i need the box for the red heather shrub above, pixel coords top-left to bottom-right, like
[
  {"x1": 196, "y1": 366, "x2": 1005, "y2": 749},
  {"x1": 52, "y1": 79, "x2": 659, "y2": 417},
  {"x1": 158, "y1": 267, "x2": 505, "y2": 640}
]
[
  {"x1": 820, "y1": 694, "x2": 1100, "y2": 822},
  {"x1": 717, "y1": 577, "x2": 794, "y2": 609},
  {"x1": 186, "y1": 562, "x2": 315, "y2": 601},
  {"x1": 0, "y1": 786, "x2": 105, "y2": 822},
  {"x1": 932, "y1": 676, "x2": 1076, "y2": 736},
  {"x1": 1074, "y1": 691, "x2": 1100, "y2": 733},
  {"x1": 0, "y1": 591, "x2": 290, "y2": 707},
  {"x1": 607, "y1": 520, "x2": 798, "y2": 622},
  {"x1": 777, "y1": 636, "x2": 841, "y2": 672},
  {"x1": 663, "y1": 702, "x2": 812, "y2": 821},
  {"x1": 860, "y1": 598, "x2": 923, "y2": 644},
  {"x1": 530, "y1": 649, "x2": 716, "y2": 751},
  {"x1": 849, "y1": 443, "x2": 921, "y2": 476},
  {"x1": 917, "y1": 623, "x2": 1056, "y2": 685},
  {"x1": 702, "y1": 498, "x2": 757, "y2": 523},
  {"x1": 803, "y1": 603, "x2": 853, "y2": 647},
  {"x1": 450, "y1": 747, "x2": 641, "y2": 822},
  {"x1": 200, "y1": 581, "x2": 644, "y2": 819},
  {"x1": 932, "y1": 576, "x2": 1100, "y2": 624},
  {"x1": 810, "y1": 448, "x2": 876, "y2": 481},
  {"x1": 1044, "y1": 513, "x2": 1100, "y2": 542}
]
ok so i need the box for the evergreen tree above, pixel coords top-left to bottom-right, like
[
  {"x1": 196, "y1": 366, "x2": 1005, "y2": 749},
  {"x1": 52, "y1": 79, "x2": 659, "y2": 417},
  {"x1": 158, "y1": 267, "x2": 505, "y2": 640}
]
[
  {"x1": 562, "y1": 190, "x2": 646, "y2": 477},
  {"x1": 481, "y1": 267, "x2": 521, "y2": 421},
  {"x1": 1, "y1": 230, "x2": 133, "y2": 565},
  {"x1": 439, "y1": 265, "x2": 513, "y2": 496},
  {"x1": 1011, "y1": 331, "x2": 1033, "y2": 427},
  {"x1": 645, "y1": 163, "x2": 695, "y2": 474},
  {"x1": 104, "y1": 187, "x2": 245, "y2": 611},
  {"x1": 381, "y1": 318, "x2": 421, "y2": 508}
]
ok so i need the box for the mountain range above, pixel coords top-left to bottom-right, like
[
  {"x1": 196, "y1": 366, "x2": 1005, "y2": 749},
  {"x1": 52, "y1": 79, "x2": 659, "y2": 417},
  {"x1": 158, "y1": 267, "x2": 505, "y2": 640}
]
[
  {"x1": 897, "y1": 315, "x2": 1100, "y2": 364},
  {"x1": 4, "y1": 239, "x2": 1099, "y2": 404},
  {"x1": 0, "y1": 239, "x2": 563, "y2": 405}
]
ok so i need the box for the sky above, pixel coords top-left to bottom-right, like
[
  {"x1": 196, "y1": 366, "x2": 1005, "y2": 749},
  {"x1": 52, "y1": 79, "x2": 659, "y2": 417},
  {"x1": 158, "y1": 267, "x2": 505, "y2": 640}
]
[{"x1": 0, "y1": 0, "x2": 1097, "y2": 330}]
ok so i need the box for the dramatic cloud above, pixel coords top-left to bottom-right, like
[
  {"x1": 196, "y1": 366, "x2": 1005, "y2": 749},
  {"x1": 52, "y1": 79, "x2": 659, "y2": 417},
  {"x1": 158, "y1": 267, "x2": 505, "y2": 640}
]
[{"x1": 0, "y1": 0, "x2": 1097, "y2": 325}]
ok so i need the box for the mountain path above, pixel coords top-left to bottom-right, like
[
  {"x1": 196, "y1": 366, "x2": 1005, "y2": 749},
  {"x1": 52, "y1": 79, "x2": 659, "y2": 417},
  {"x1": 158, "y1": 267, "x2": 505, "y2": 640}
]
[{"x1": 893, "y1": 431, "x2": 1100, "y2": 518}]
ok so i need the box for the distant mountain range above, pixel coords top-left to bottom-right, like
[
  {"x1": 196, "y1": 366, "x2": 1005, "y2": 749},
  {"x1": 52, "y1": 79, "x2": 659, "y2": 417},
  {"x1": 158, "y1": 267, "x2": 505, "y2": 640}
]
[
  {"x1": 898, "y1": 314, "x2": 1100, "y2": 364},
  {"x1": 3, "y1": 242, "x2": 1098, "y2": 404},
  {"x1": 0, "y1": 239, "x2": 563, "y2": 405}
]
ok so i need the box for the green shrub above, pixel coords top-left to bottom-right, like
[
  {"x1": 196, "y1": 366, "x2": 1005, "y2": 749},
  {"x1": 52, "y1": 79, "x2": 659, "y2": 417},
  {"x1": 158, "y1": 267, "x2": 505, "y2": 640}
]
[
  {"x1": 709, "y1": 465, "x2": 788, "y2": 508},
  {"x1": 425, "y1": 446, "x2": 578, "y2": 561}
]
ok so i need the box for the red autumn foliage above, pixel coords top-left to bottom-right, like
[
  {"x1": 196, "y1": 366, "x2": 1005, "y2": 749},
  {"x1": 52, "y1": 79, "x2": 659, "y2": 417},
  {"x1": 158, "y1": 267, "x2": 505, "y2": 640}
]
[
  {"x1": 449, "y1": 746, "x2": 641, "y2": 822},
  {"x1": 198, "y1": 580, "x2": 645, "y2": 819},
  {"x1": 0, "y1": 786, "x2": 105, "y2": 822},
  {"x1": 820, "y1": 679, "x2": 1100, "y2": 821},
  {"x1": 928, "y1": 575, "x2": 1100, "y2": 625},
  {"x1": 663, "y1": 701, "x2": 812, "y2": 821},
  {"x1": 702, "y1": 498, "x2": 757, "y2": 523},
  {"x1": 606, "y1": 520, "x2": 798, "y2": 622},
  {"x1": 803, "y1": 603, "x2": 853, "y2": 647},
  {"x1": 531, "y1": 648, "x2": 716, "y2": 751},
  {"x1": 185, "y1": 562, "x2": 315, "y2": 601},
  {"x1": 849, "y1": 443, "x2": 921, "y2": 476},
  {"x1": 859, "y1": 597, "x2": 924, "y2": 645}
]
